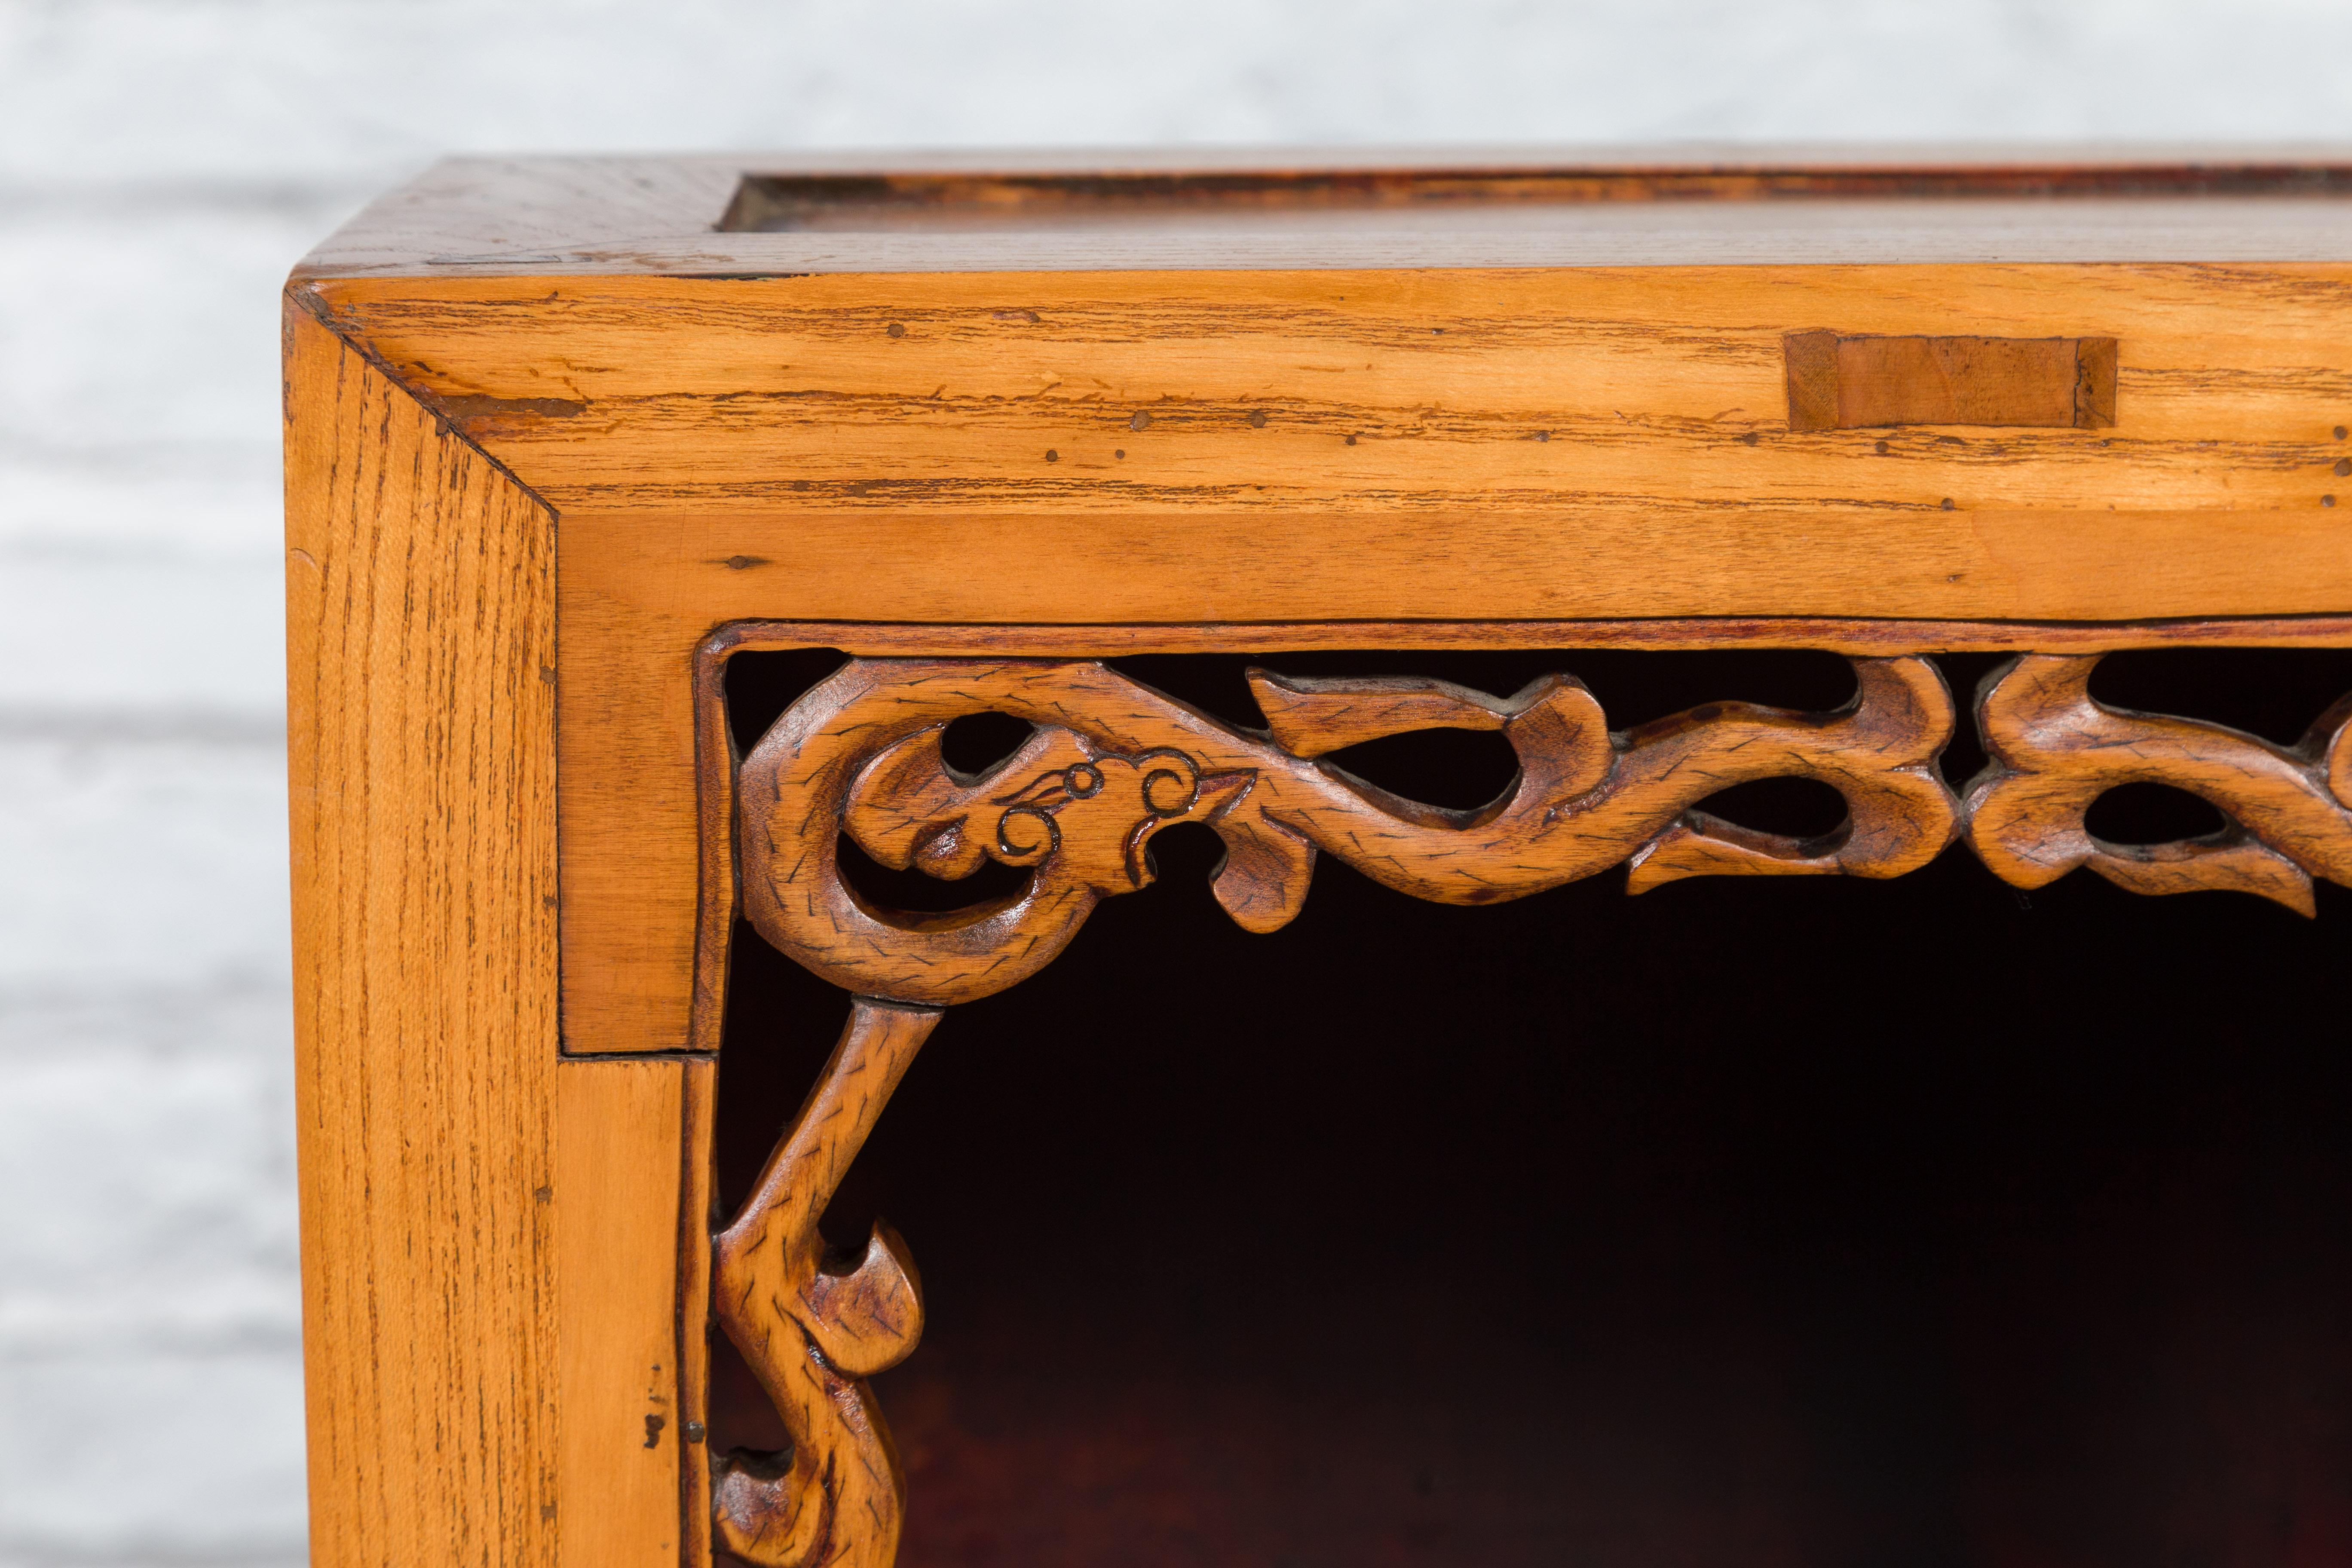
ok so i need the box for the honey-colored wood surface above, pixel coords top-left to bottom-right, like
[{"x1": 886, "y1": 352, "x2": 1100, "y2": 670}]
[
  {"x1": 296, "y1": 151, "x2": 2352, "y2": 277},
  {"x1": 712, "y1": 1000, "x2": 941, "y2": 1568},
  {"x1": 556, "y1": 1056, "x2": 716, "y2": 1568},
  {"x1": 309, "y1": 266, "x2": 2352, "y2": 538},
  {"x1": 294, "y1": 253, "x2": 2352, "y2": 1053},
  {"x1": 1966, "y1": 653, "x2": 2352, "y2": 913},
  {"x1": 284, "y1": 153, "x2": 2352, "y2": 1563},
  {"x1": 288, "y1": 297, "x2": 722, "y2": 1568},
  {"x1": 734, "y1": 656, "x2": 1956, "y2": 1007},
  {"x1": 284, "y1": 300, "x2": 562, "y2": 1566}
]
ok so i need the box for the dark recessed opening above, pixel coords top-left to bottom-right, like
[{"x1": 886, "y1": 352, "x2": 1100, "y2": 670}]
[
  {"x1": 1692, "y1": 774, "x2": 1852, "y2": 840},
  {"x1": 1320, "y1": 726, "x2": 1522, "y2": 814},
  {"x1": 1109, "y1": 648, "x2": 1860, "y2": 734},
  {"x1": 2090, "y1": 647, "x2": 2352, "y2": 747},
  {"x1": 2085, "y1": 782, "x2": 2231, "y2": 845},
  {"x1": 725, "y1": 646, "x2": 848, "y2": 753},
  {"x1": 939, "y1": 710, "x2": 1034, "y2": 776},
  {"x1": 835, "y1": 829, "x2": 1031, "y2": 916},
  {"x1": 713, "y1": 646, "x2": 2352, "y2": 1568},
  {"x1": 717, "y1": 163, "x2": 2352, "y2": 235}
]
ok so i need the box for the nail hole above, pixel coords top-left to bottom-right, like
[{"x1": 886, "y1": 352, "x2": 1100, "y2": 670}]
[
  {"x1": 885, "y1": 322, "x2": 905, "y2": 338},
  {"x1": 1044, "y1": 449, "x2": 1058, "y2": 462},
  {"x1": 1130, "y1": 411, "x2": 1150, "y2": 431},
  {"x1": 1247, "y1": 411, "x2": 1268, "y2": 428}
]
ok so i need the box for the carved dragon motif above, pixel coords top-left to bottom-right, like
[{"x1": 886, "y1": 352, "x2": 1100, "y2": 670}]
[{"x1": 735, "y1": 656, "x2": 1962, "y2": 1006}]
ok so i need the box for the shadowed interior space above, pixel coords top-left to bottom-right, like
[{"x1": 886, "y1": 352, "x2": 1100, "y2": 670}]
[
  {"x1": 719, "y1": 162, "x2": 2352, "y2": 234},
  {"x1": 712, "y1": 646, "x2": 2352, "y2": 1568}
]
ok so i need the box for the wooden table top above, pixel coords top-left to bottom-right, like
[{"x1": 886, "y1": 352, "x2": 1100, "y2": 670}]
[{"x1": 299, "y1": 147, "x2": 2352, "y2": 278}]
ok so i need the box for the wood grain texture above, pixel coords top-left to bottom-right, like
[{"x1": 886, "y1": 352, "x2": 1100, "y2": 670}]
[
  {"x1": 733, "y1": 656, "x2": 1957, "y2": 1008},
  {"x1": 1965, "y1": 653, "x2": 2352, "y2": 913},
  {"x1": 295, "y1": 153, "x2": 2352, "y2": 278},
  {"x1": 712, "y1": 1000, "x2": 941, "y2": 1568},
  {"x1": 308, "y1": 265, "x2": 2352, "y2": 533},
  {"x1": 708, "y1": 616, "x2": 2352, "y2": 659},
  {"x1": 347, "y1": 251, "x2": 2352, "y2": 1056},
  {"x1": 283, "y1": 299, "x2": 560, "y2": 1567},
  {"x1": 312, "y1": 251, "x2": 2352, "y2": 1043},
  {"x1": 556, "y1": 1056, "x2": 716, "y2": 1568},
  {"x1": 1253, "y1": 671, "x2": 1513, "y2": 756},
  {"x1": 282, "y1": 150, "x2": 2352, "y2": 1563}
]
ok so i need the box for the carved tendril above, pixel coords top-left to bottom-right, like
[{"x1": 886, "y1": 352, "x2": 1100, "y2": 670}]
[
  {"x1": 736, "y1": 656, "x2": 1961, "y2": 1007},
  {"x1": 1966, "y1": 653, "x2": 2352, "y2": 914}
]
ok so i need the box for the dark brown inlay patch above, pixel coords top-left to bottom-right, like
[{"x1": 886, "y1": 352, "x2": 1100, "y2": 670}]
[{"x1": 1786, "y1": 331, "x2": 2117, "y2": 431}]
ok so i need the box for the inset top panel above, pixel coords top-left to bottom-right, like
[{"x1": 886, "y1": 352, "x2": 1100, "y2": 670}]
[{"x1": 298, "y1": 149, "x2": 2352, "y2": 277}]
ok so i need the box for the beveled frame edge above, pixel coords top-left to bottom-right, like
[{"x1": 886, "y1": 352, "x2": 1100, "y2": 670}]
[
  {"x1": 283, "y1": 296, "x2": 564, "y2": 1565},
  {"x1": 674, "y1": 1064, "x2": 717, "y2": 1568},
  {"x1": 288, "y1": 289, "x2": 723, "y2": 1568}
]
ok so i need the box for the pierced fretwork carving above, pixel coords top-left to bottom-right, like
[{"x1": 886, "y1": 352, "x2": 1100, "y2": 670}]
[
  {"x1": 708, "y1": 652, "x2": 1961, "y2": 1562},
  {"x1": 1966, "y1": 653, "x2": 2352, "y2": 914},
  {"x1": 735, "y1": 656, "x2": 1961, "y2": 1006},
  {"x1": 713, "y1": 998, "x2": 940, "y2": 1568},
  {"x1": 711, "y1": 645, "x2": 2352, "y2": 1561}
]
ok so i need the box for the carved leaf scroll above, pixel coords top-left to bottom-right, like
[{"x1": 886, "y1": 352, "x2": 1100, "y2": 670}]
[
  {"x1": 1965, "y1": 653, "x2": 2352, "y2": 914},
  {"x1": 735, "y1": 656, "x2": 1961, "y2": 1008},
  {"x1": 712, "y1": 998, "x2": 941, "y2": 1568}
]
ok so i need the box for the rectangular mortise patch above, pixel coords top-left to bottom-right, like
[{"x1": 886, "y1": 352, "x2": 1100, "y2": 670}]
[{"x1": 1785, "y1": 331, "x2": 2118, "y2": 431}]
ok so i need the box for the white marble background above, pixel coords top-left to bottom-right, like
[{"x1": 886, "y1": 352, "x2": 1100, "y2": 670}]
[{"x1": 1, "y1": 3, "x2": 2348, "y2": 1563}]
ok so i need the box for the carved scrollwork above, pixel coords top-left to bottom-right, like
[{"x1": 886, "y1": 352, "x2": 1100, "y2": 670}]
[
  {"x1": 710, "y1": 652, "x2": 1960, "y2": 1564},
  {"x1": 1965, "y1": 653, "x2": 2352, "y2": 914},
  {"x1": 709, "y1": 643, "x2": 2352, "y2": 1564},
  {"x1": 712, "y1": 998, "x2": 940, "y2": 1568},
  {"x1": 735, "y1": 655, "x2": 1962, "y2": 1007}
]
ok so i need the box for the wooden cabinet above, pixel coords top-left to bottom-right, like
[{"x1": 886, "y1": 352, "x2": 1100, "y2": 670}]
[{"x1": 285, "y1": 152, "x2": 2352, "y2": 1567}]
